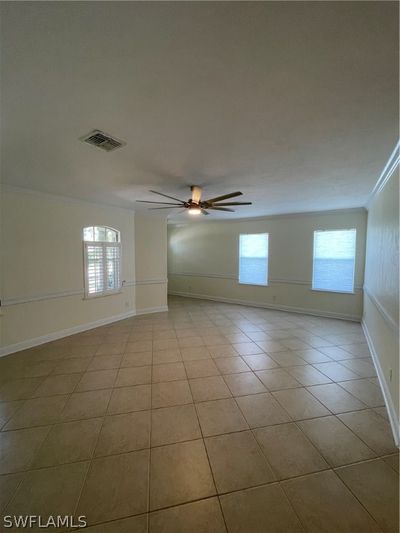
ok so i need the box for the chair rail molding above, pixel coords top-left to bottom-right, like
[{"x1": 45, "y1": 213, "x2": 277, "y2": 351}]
[
  {"x1": 2, "y1": 279, "x2": 168, "y2": 306},
  {"x1": 363, "y1": 286, "x2": 399, "y2": 334},
  {"x1": 168, "y1": 271, "x2": 363, "y2": 290}
]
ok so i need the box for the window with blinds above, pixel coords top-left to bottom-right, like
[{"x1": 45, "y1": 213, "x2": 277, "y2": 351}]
[
  {"x1": 83, "y1": 226, "x2": 121, "y2": 297},
  {"x1": 239, "y1": 233, "x2": 269, "y2": 285},
  {"x1": 312, "y1": 229, "x2": 356, "y2": 293}
]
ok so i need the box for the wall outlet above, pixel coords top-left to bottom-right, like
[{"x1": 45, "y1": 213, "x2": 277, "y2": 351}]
[
  {"x1": 125, "y1": 301, "x2": 129, "y2": 308},
  {"x1": 272, "y1": 295, "x2": 277, "y2": 303}
]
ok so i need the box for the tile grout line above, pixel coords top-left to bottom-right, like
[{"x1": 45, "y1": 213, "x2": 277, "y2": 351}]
[
  {"x1": 1, "y1": 422, "x2": 395, "y2": 479},
  {"x1": 147, "y1": 338, "x2": 155, "y2": 533},
  {"x1": 184, "y1": 352, "x2": 229, "y2": 533},
  {"x1": 326, "y1": 468, "x2": 386, "y2": 531},
  {"x1": 1, "y1": 386, "x2": 391, "y2": 456},
  {"x1": 2, "y1": 350, "x2": 100, "y2": 515},
  {"x1": 70, "y1": 340, "x2": 125, "y2": 528},
  {"x1": 0, "y1": 343, "x2": 113, "y2": 511},
  {"x1": 231, "y1": 393, "x2": 285, "y2": 486}
]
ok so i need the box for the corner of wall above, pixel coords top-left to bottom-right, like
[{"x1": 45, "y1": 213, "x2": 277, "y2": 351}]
[{"x1": 363, "y1": 142, "x2": 399, "y2": 446}]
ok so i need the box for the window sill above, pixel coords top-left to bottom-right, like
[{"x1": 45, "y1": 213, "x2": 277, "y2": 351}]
[
  {"x1": 310, "y1": 288, "x2": 355, "y2": 295},
  {"x1": 238, "y1": 282, "x2": 269, "y2": 287},
  {"x1": 83, "y1": 289, "x2": 123, "y2": 300}
]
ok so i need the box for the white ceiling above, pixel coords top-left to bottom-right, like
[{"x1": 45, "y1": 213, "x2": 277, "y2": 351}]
[{"x1": 1, "y1": 1, "x2": 398, "y2": 220}]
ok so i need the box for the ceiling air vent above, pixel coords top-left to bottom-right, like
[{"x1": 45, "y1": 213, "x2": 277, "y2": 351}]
[{"x1": 80, "y1": 130, "x2": 126, "y2": 152}]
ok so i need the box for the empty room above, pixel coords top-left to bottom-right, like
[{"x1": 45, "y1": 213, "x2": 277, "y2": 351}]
[{"x1": 0, "y1": 1, "x2": 398, "y2": 532}]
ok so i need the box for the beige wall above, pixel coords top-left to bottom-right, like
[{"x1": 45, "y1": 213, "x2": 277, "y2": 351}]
[
  {"x1": 168, "y1": 209, "x2": 367, "y2": 320},
  {"x1": 134, "y1": 212, "x2": 168, "y2": 312},
  {"x1": 0, "y1": 189, "x2": 167, "y2": 354},
  {"x1": 363, "y1": 170, "x2": 399, "y2": 441}
]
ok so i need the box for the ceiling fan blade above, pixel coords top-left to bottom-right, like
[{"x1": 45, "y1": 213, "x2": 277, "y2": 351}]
[
  {"x1": 191, "y1": 185, "x2": 202, "y2": 204},
  {"x1": 136, "y1": 200, "x2": 184, "y2": 205},
  {"x1": 149, "y1": 190, "x2": 186, "y2": 203},
  {"x1": 204, "y1": 191, "x2": 243, "y2": 203},
  {"x1": 149, "y1": 206, "x2": 184, "y2": 210},
  {"x1": 208, "y1": 206, "x2": 235, "y2": 212},
  {"x1": 201, "y1": 209, "x2": 209, "y2": 215},
  {"x1": 212, "y1": 202, "x2": 252, "y2": 206}
]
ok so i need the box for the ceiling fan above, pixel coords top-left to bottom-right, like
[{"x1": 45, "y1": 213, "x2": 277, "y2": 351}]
[{"x1": 136, "y1": 186, "x2": 252, "y2": 215}]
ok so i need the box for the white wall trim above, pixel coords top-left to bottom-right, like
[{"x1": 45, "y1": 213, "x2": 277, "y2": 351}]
[
  {"x1": 3, "y1": 289, "x2": 86, "y2": 306},
  {"x1": 168, "y1": 290, "x2": 361, "y2": 321},
  {"x1": 1, "y1": 279, "x2": 168, "y2": 307},
  {"x1": 367, "y1": 140, "x2": 400, "y2": 208},
  {"x1": 135, "y1": 305, "x2": 169, "y2": 316},
  {"x1": 361, "y1": 320, "x2": 399, "y2": 447},
  {"x1": 134, "y1": 279, "x2": 168, "y2": 286},
  {"x1": 168, "y1": 207, "x2": 366, "y2": 225},
  {"x1": 0, "y1": 305, "x2": 169, "y2": 357},
  {"x1": 168, "y1": 272, "x2": 363, "y2": 290},
  {"x1": 3, "y1": 186, "x2": 367, "y2": 223},
  {"x1": 363, "y1": 286, "x2": 399, "y2": 334},
  {"x1": 3, "y1": 184, "x2": 137, "y2": 213},
  {"x1": 0, "y1": 309, "x2": 135, "y2": 357}
]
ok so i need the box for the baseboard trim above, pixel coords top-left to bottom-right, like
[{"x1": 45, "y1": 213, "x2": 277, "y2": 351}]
[
  {"x1": 135, "y1": 305, "x2": 169, "y2": 316},
  {"x1": 0, "y1": 305, "x2": 168, "y2": 357},
  {"x1": 168, "y1": 291, "x2": 361, "y2": 322},
  {"x1": 362, "y1": 319, "x2": 399, "y2": 447}
]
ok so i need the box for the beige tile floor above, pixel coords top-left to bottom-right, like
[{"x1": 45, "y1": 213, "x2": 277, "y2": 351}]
[{"x1": 0, "y1": 295, "x2": 398, "y2": 532}]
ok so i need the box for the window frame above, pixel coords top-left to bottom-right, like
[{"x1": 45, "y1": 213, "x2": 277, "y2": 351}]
[
  {"x1": 311, "y1": 228, "x2": 357, "y2": 295},
  {"x1": 238, "y1": 232, "x2": 269, "y2": 287},
  {"x1": 83, "y1": 226, "x2": 122, "y2": 299}
]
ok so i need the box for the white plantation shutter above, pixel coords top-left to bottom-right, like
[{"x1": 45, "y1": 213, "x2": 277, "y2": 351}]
[
  {"x1": 83, "y1": 227, "x2": 121, "y2": 297},
  {"x1": 85, "y1": 244, "x2": 105, "y2": 295},
  {"x1": 312, "y1": 229, "x2": 356, "y2": 293},
  {"x1": 105, "y1": 243, "x2": 121, "y2": 291}
]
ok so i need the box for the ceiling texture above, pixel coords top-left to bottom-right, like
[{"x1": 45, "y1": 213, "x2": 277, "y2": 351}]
[{"x1": 1, "y1": 1, "x2": 398, "y2": 219}]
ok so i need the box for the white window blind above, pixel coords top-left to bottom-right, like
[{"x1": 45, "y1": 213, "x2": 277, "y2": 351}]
[
  {"x1": 83, "y1": 226, "x2": 121, "y2": 297},
  {"x1": 239, "y1": 233, "x2": 269, "y2": 285},
  {"x1": 312, "y1": 229, "x2": 356, "y2": 293}
]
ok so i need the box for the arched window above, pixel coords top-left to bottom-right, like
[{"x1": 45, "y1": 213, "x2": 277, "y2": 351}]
[{"x1": 83, "y1": 226, "x2": 121, "y2": 297}]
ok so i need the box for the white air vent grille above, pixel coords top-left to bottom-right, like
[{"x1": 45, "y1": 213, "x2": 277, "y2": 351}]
[{"x1": 81, "y1": 130, "x2": 126, "y2": 152}]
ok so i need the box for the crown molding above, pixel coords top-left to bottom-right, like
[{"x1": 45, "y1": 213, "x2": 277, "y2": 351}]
[
  {"x1": 367, "y1": 140, "x2": 400, "y2": 208},
  {"x1": 167, "y1": 207, "x2": 366, "y2": 226},
  {"x1": 1, "y1": 184, "x2": 136, "y2": 213}
]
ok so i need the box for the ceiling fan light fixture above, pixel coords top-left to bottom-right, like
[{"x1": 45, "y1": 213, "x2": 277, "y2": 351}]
[{"x1": 188, "y1": 206, "x2": 202, "y2": 215}]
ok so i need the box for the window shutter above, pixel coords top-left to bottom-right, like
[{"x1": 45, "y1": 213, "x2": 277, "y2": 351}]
[
  {"x1": 105, "y1": 243, "x2": 121, "y2": 291},
  {"x1": 83, "y1": 227, "x2": 122, "y2": 297},
  {"x1": 239, "y1": 233, "x2": 269, "y2": 285},
  {"x1": 312, "y1": 229, "x2": 356, "y2": 292},
  {"x1": 85, "y1": 243, "x2": 105, "y2": 295}
]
